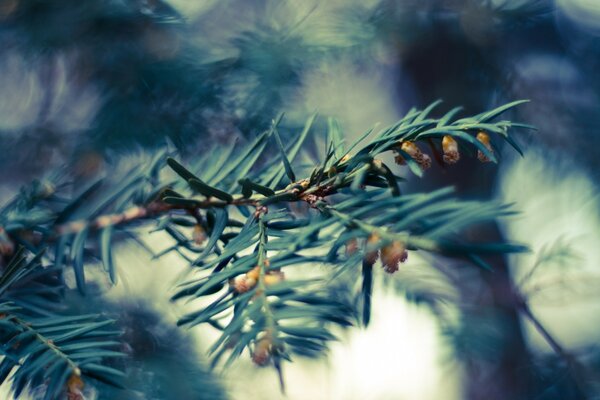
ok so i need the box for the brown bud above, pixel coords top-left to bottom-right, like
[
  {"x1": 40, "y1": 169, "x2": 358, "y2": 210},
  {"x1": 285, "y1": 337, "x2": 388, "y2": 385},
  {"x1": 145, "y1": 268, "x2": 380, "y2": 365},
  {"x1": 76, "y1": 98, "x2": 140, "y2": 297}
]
[
  {"x1": 400, "y1": 141, "x2": 420, "y2": 157},
  {"x1": 264, "y1": 271, "x2": 285, "y2": 286},
  {"x1": 419, "y1": 153, "x2": 432, "y2": 170},
  {"x1": 394, "y1": 154, "x2": 406, "y2": 165},
  {"x1": 193, "y1": 225, "x2": 207, "y2": 245},
  {"x1": 67, "y1": 373, "x2": 84, "y2": 400},
  {"x1": 246, "y1": 266, "x2": 260, "y2": 281},
  {"x1": 476, "y1": 131, "x2": 493, "y2": 162},
  {"x1": 399, "y1": 142, "x2": 431, "y2": 171},
  {"x1": 231, "y1": 275, "x2": 257, "y2": 293},
  {"x1": 442, "y1": 135, "x2": 460, "y2": 164},
  {"x1": 252, "y1": 337, "x2": 272, "y2": 366},
  {"x1": 253, "y1": 205, "x2": 268, "y2": 218},
  {"x1": 345, "y1": 238, "x2": 359, "y2": 256},
  {"x1": 364, "y1": 233, "x2": 381, "y2": 265},
  {"x1": 380, "y1": 241, "x2": 408, "y2": 274}
]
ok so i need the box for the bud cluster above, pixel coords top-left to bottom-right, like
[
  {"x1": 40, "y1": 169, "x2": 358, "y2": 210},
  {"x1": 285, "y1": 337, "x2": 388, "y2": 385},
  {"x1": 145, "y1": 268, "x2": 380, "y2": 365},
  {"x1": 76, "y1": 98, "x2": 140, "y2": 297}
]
[
  {"x1": 230, "y1": 259, "x2": 285, "y2": 293},
  {"x1": 348, "y1": 233, "x2": 409, "y2": 274},
  {"x1": 393, "y1": 131, "x2": 494, "y2": 171}
]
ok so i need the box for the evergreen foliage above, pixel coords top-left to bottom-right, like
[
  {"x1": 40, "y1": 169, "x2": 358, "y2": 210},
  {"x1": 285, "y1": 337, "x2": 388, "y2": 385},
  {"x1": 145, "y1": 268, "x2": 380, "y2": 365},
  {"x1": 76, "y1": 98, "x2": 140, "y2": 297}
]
[
  {"x1": 0, "y1": 100, "x2": 541, "y2": 397},
  {"x1": 1, "y1": 0, "x2": 598, "y2": 399}
]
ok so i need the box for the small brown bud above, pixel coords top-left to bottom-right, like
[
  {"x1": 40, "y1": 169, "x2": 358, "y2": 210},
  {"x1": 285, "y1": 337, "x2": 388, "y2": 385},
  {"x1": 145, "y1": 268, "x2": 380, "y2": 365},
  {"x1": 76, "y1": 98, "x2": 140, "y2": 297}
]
[
  {"x1": 345, "y1": 238, "x2": 359, "y2": 256},
  {"x1": 231, "y1": 275, "x2": 257, "y2": 293},
  {"x1": 394, "y1": 154, "x2": 406, "y2": 165},
  {"x1": 67, "y1": 373, "x2": 84, "y2": 400},
  {"x1": 380, "y1": 241, "x2": 408, "y2": 274},
  {"x1": 253, "y1": 205, "x2": 268, "y2": 218},
  {"x1": 193, "y1": 225, "x2": 207, "y2": 245},
  {"x1": 303, "y1": 193, "x2": 324, "y2": 208},
  {"x1": 400, "y1": 141, "x2": 420, "y2": 157},
  {"x1": 246, "y1": 266, "x2": 260, "y2": 281},
  {"x1": 476, "y1": 131, "x2": 493, "y2": 162},
  {"x1": 399, "y1": 142, "x2": 431, "y2": 171},
  {"x1": 340, "y1": 154, "x2": 351, "y2": 163},
  {"x1": 442, "y1": 135, "x2": 460, "y2": 164},
  {"x1": 419, "y1": 153, "x2": 432, "y2": 170},
  {"x1": 364, "y1": 233, "x2": 381, "y2": 265},
  {"x1": 264, "y1": 270, "x2": 284, "y2": 286},
  {"x1": 252, "y1": 337, "x2": 272, "y2": 366}
]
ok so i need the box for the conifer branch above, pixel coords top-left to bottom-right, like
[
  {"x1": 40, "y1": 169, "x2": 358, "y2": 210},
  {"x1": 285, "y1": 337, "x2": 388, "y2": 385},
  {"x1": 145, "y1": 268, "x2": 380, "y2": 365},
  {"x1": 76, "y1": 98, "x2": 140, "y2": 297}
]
[{"x1": 0, "y1": 100, "x2": 537, "y2": 393}]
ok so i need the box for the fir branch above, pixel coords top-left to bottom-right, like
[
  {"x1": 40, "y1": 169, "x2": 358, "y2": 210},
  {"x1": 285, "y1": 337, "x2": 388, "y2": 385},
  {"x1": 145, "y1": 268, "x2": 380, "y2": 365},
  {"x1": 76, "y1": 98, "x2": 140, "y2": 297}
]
[
  {"x1": 0, "y1": 250, "x2": 125, "y2": 399},
  {"x1": 0, "y1": 100, "x2": 535, "y2": 389}
]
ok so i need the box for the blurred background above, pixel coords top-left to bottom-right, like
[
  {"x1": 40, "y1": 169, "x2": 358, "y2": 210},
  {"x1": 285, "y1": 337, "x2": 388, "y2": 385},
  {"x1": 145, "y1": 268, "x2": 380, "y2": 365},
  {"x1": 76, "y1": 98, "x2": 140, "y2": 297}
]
[{"x1": 1, "y1": 0, "x2": 600, "y2": 399}]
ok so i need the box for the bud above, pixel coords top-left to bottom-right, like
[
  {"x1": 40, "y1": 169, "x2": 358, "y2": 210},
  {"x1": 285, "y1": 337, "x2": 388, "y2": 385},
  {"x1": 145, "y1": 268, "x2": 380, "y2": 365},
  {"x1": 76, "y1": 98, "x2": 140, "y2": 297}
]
[
  {"x1": 394, "y1": 154, "x2": 406, "y2": 165},
  {"x1": 252, "y1": 336, "x2": 272, "y2": 366},
  {"x1": 67, "y1": 373, "x2": 84, "y2": 400},
  {"x1": 419, "y1": 153, "x2": 432, "y2": 170},
  {"x1": 372, "y1": 158, "x2": 383, "y2": 170},
  {"x1": 364, "y1": 233, "x2": 381, "y2": 265},
  {"x1": 340, "y1": 154, "x2": 351, "y2": 163},
  {"x1": 193, "y1": 224, "x2": 207, "y2": 245},
  {"x1": 299, "y1": 179, "x2": 310, "y2": 189},
  {"x1": 231, "y1": 275, "x2": 257, "y2": 293},
  {"x1": 246, "y1": 265, "x2": 260, "y2": 281},
  {"x1": 476, "y1": 131, "x2": 493, "y2": 162},
  {"x1": 264, "y1": 270, "x2": 284, "y2": 286},
  {"x1": 345, "y1": 238, "x2": 359, "y2": 256},
  {"x1": 442, "y1": 135, "x2": 460, "y2": 164},
  {"x1": 398, "y1": 142, "x2": 431, "y2": 171},
  {"x1": 380, "y1": 241, "x2": 408, "y2": 274},
  {"x1": 254, "y1": 205, "x2": 268, "y2": 218}
]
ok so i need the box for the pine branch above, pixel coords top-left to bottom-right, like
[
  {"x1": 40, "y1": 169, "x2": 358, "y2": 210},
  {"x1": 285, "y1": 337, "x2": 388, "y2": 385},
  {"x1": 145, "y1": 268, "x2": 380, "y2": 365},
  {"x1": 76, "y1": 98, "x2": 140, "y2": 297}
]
[
  {"x1": 0, "y1": 100, "x2": 535, "y2": 389},
  {"x1": 0, "y1": 249, "x2": 125, "y2": 399}
]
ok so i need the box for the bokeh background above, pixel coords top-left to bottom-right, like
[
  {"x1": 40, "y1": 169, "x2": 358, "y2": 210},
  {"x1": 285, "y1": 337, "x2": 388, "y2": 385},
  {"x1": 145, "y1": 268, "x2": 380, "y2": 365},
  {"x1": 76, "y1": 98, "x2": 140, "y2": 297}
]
[{"x1": 1, "y1": 0, "x2": 600, "y2": 399}]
